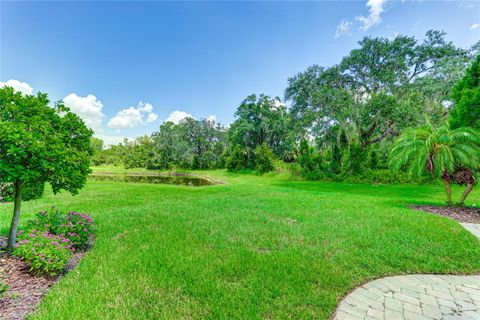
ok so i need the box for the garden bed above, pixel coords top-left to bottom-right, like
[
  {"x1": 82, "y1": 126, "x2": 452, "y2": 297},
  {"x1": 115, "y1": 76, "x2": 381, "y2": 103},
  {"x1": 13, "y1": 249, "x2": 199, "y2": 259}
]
[
  {"x1": 0, "y1": 245, "x2": 86, "y2": 320},
  {"x1": 410, "y1": 205, "x2": 480, "y2": 224},
  {"x1": 0, "y1": 209, "x2": 95, "y2": 320}
]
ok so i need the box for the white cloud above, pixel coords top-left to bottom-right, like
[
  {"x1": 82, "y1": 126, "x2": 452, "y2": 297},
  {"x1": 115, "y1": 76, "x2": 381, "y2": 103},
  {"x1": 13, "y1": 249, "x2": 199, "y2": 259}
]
[
  {"x1": 165, "y1": 110, "x2": 195, "y2": 124},
  {"x1": 356, "y1": 0, "x2": 388, "y2": 30},
  {"x1": 139, "y1": 102, "x2": 153, "y2": 113},
  {"x1": 108, "y1": 107, "x2": 143, "y2": 129},
  {"x1": 206, "y1": 115, "x2": 217, "y2": 123},
  {"x1": 470, "y1": 23, "x2": 480, "y2": 30},
  {"x1": 63, "y1": 93, "x2": 105, "y2": 133},
  {"x1": 107, "y1": 101, "x2": 158, "y2": 130},
  {"x1": 335, "y1": 20, "x2": 353, "y2": 38},
  {"x1": 0, "y1": 79, "x2": 34, "y2": 95},
  {"x1": 146, "y1": 112, "x2": 158, "y2": 123}
]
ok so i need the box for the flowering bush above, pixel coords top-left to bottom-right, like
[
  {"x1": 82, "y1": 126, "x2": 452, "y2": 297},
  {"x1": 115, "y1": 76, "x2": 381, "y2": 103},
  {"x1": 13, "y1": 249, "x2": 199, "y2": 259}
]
[
  {"x1": 24, "y1": 209, "x2": 94, "y2": 251},
  {"x1": 14, "y1": 230, "x2": 74, "y2": 276},
  {"x1": 57, "y1": 212, "x2": 94, "y2": 250},
  {"x1": 25, "y1": 208, "x2": 65, "y2": 234}
]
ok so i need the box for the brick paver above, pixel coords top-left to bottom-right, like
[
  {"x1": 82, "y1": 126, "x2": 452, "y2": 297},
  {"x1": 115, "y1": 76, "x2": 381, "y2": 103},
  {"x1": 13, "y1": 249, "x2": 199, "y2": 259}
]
[{"x1": 333, "y1": 223, "x2": 480, "y2": 320}]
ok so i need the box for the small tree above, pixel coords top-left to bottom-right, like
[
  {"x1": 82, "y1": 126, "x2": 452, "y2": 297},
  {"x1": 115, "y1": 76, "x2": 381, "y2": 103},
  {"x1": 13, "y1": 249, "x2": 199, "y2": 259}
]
[
  {"x1": 0, "y1": 87, "x2": 93, "y2": 248},
  {"x1": 389, "y1": 119, "x2": 480, "y2": 205}
]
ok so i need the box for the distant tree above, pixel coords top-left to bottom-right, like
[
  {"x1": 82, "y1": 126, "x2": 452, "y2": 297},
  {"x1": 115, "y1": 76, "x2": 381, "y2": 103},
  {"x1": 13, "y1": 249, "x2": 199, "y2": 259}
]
[
  {"x1": 180, "y1": 118, "x2": 227, "y2": 169},
  {"x1": 0, "y1": 87, "x2": 93, "y2": 248},
  {"x1": 286, "y1": 30, "x2": 469, "y2": 174},
  {"x1": 90, "y1": 137, "x2": 105, "y2": 165},
  {"x1": 90, "y1": 137, "x2": 104, "y2": 153},
  {"x1": 149, "y1": 122, "x2": 187, "y2": 169},
  {"x1": 124, "y1": 136, "x2": 153, "y2": 169},
  {"x1": 449, "y1": 55, "x2": 480, "y2": 130},
  {"x1": 149, "y1": 118, "x2": 226, "y2": 170},
  {"x1": 228, "y1": 94, "x2": 289, "y2": 166},
  {"x1": 389, "y1": 120, "x2": 480, "y2": 205}
]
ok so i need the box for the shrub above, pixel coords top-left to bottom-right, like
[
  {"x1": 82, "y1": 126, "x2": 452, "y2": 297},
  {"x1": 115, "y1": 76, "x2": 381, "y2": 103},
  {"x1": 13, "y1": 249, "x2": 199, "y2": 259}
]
[
  {"x1": 14, "y1": 230, "x2": 74, "y2": 276},
  {"x1": 273, "y1": 160, "x2": 302, "y2": 177},
  {"x1": 57, "y1": 212, "x2": 94, "y2": 250},
  {"x1": 226, "y1": 145, "x2": 247, "y2": 172},
  {"x1": 255, "y1": 143, "x2": 275, "y2": 174},
  {"x1": 25, "y1": 208, "x2": 65, "y2": 234},
  {"x1": 24, "y1": 209, "x2": 95, "y2": 251},
  {"x1": 341, "y1": 169, "x2": 431, "y2": 184},
  {"x1": 297, "y1": 140, "x2": 324, "y2": 180}
]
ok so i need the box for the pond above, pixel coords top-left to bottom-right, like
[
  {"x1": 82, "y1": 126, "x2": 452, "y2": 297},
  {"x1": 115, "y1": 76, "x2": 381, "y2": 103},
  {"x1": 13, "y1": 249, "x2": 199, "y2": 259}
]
[{"x1": 89, "y1": 173, "x2": 216, "y2": 186}]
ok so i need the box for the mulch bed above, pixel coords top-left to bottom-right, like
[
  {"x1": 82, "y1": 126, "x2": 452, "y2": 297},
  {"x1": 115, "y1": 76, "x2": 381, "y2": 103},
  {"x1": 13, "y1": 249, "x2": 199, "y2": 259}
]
[
  {"x1": 410, "y1": 205, "x2": 480, "y2": 224},
  {"x1": 0, "y1": 239, "x2": 86, "y2": 320}
]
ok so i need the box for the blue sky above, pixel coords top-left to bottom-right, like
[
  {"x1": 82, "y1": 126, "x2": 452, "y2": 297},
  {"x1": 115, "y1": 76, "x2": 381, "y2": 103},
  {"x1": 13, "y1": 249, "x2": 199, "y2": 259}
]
[{"x1": 1, "y1": 0, "x2": 479, "y2": 145}]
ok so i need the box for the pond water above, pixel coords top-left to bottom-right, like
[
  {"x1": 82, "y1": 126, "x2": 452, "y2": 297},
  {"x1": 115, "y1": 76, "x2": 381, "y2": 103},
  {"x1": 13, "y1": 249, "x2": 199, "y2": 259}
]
[{"x1": 89, "y1": 173, "x2": 216, "y2": 186}]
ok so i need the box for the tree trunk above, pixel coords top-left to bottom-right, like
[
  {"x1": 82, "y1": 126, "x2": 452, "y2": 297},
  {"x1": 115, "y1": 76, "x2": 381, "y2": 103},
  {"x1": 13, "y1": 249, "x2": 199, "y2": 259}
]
[
  {"x1": 442, "y1": 171, "x2": 452, "y2": 205},
  {"x1": 458, "y1": 183, "x2": 474, "y2": 206},
  {"x1": 443, "y1": 179, "x2": 452, "y2": 205},
  {"x1": 7, "y1": 181, "x2": 23, "y2": 249}
]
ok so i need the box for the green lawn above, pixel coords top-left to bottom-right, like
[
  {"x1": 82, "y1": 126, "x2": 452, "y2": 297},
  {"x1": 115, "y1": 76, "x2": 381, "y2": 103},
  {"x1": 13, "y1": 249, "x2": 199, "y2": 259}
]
[{"x1": 1, "y1": 171, "x2": 480, "y2": 319}]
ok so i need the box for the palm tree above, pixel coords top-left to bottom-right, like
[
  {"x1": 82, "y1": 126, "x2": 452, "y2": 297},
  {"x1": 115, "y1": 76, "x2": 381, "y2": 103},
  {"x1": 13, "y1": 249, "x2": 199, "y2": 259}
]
[{"x1": 389, "y1": 120, "x2": 480, "y2": 205}]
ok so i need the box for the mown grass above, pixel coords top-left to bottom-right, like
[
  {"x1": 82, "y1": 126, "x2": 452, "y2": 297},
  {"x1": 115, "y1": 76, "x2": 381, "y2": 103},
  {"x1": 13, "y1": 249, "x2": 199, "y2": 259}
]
[{"x1": 1, "y1": 170, "x2": 479, "y2": 319}]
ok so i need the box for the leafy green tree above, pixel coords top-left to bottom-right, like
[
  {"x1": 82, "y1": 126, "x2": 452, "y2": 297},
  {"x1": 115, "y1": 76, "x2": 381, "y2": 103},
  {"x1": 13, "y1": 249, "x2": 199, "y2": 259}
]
[
  {"x1": 228, "y1": 94, "x2": 289, "y2": 165},
  {"x1": 179, "y1": 118, "x2": 227, "y2": 169},
  {"x1": 90, "y1": 137, "x2": 104, "y2": 153},
  {"x1": 149, "y1": 118, "x2": 226, "y2": 170},
  {"x1": 149, "y1": 121, "x2": 188, "y2": 169},
  {"x1": 124, "y1": 136, "x2": 153, "y2": 169},
  {"x1": 449, "y1": 55, "x2": 480, "y2": 130},
  {"x1": 0, "y1": 87, "x2": 93, "y2": 248},
  {"x1": 286, "y1": 31, "x2": 470, "y2": 174},
  {"x1": 389, "y1": 120, "x2": 480, "y2": 205},
  {"x1": 90, "y1": 137, "x2": 105, "y2": 165},
  {"x1": 254, "y1": 143, "x2": 275, "y2": 174}
]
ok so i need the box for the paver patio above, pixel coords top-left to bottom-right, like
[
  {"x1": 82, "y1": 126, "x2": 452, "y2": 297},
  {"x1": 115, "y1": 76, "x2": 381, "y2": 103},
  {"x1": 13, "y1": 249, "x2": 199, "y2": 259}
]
[{"x1": 334, "y1": 223, "x2": 480, "y2": 320}]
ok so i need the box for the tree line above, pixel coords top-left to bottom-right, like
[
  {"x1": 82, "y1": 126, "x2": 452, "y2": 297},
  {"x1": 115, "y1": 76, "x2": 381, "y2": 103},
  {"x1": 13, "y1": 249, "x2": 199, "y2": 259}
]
[{"x1": 94, "y1": 30, "x2": 479, "y2": 181}]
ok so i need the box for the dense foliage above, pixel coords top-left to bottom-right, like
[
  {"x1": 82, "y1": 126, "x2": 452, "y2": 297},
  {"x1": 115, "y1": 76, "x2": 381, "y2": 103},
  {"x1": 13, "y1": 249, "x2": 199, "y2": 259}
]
[
  {"x1": 254, "y1": 143, "x2": 275, "y2": 174},
  {"x1": 449, "y1": 54, "x2": 480, "y2": 130}
]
